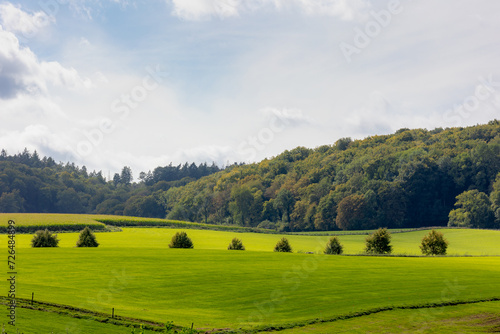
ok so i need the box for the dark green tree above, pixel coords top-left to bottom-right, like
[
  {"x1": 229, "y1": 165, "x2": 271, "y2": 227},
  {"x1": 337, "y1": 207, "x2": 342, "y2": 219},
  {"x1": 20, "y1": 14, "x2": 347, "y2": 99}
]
[
  {"x1": 275, "y1": 189, "x2": 295, "y2": 224},
  {"x1": 113, "y1": 173, "x2": 121, "y2": 187},
  {"x1": 490, "y1": 173, "x2": 500, "y2": 227},
  {"x1": 274, "y1": 237, "x2": 292, "y2": 253},
  {"x1": 227, "y1": 238, "x2": 245, "y2": 250},
  {"x1": 336, "y1": 194, "x2": 369, "y2": 230},
  {"x1": 168, "y1": 231, "x2": 193, "y2": 249},
  {"x1": 448, "y1": 190, "x2": 494, "y2": 228},
  {"x1": 365, "y1": 228, "x2": 392, "y2": 254},
  {"x1": 420, "y1": 230, "x2": 448, "y2": 255},
  {"x1": 314, "y1": 192, "x2": 336, "y2": 231},
  {"x1": 0, "y1": 190, "x2": 25, "y2": 213},
  {"x1": 230, "y1": 185, "x2": 253, "y2": 226},
  {"x1": 120, "y1": 166, "x2": 133, "y2": 186},
  {"x1": 324, "y1": 236, "x2": 343, "y2": 255},
  {"x1": 335, "y1": 137, "x2": 352, "y2": 151},
  {"x1": 31, "y1": 229, "x2": 59, "y2": 247},
  {"x1": 76, "y1": 226, "x2": 99, "y2": 247},
  {"x1": 56, "y1": 188, "x2": 84, "y2": 213}
]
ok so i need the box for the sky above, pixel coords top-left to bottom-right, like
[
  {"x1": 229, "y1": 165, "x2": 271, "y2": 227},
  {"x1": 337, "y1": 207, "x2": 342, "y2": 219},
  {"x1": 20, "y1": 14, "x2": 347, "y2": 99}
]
[{"x1": 0, "y1": 0, "x2": 499, "y2": 178}]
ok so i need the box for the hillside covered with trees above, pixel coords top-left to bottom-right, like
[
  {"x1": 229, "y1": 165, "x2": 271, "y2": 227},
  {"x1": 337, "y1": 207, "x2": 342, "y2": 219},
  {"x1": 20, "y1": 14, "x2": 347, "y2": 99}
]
[
  {"x1": 0, "y1": 151, "x2": 222, "y2": 218},
  {"x1": 1, "y1": 120, "x2": 499, "y2": 231}
]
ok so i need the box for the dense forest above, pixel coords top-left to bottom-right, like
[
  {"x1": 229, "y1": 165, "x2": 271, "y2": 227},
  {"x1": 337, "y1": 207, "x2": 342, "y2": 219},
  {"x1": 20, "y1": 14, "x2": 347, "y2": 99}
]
[
  {"x1": 1, "y1": 121, "x2": 500, "y2": 231},
  {"x1": 0, "y1": 150, "x2": 223, "y2": 218}
]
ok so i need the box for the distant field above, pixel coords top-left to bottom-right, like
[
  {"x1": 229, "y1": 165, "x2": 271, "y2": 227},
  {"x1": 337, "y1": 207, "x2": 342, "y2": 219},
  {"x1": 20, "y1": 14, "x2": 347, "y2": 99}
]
[
  {"x1": 0, "y1": 213, "x2": 269, "y2": 233},
  {"x1": 2, "y1": 214, "x2": 499, "y2": 256}
]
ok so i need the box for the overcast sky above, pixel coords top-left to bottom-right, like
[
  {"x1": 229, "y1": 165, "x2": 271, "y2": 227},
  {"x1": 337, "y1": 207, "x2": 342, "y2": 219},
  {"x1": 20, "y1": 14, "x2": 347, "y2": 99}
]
[{"x1": 0, "y1": 0, "x2": 499, "y2": 178}]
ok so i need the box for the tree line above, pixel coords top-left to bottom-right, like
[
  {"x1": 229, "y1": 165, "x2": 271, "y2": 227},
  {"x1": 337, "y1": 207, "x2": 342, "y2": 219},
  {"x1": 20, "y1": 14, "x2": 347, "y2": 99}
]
[
  {"x1": 0, "y1": 149, "x2": 225, "y2": 217},
  {"x1": 0, "y1": 120, "x2": 499, "y2": 231}
]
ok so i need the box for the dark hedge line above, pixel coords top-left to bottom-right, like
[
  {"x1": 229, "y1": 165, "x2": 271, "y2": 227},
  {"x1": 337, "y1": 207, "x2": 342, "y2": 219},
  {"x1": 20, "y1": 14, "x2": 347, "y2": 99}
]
[{"x1": 0, "y1": 223, "x2": 106, "y2": 233}]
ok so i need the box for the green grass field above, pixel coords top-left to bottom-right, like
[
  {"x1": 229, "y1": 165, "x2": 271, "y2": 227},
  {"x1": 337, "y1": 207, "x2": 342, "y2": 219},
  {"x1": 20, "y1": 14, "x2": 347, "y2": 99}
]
[
  {"x1": 6, "y1": 300, "x2": 499, "y2": 334},
  {"x1": 9, "y1": 247, "x2": 500, "y2": 329},
  {"x1": 5, "y1": 307, "x2": 160, "y2": 334},
  {"x1": 4, "y1": 227, "x2": 500, "y2": 255},
  {"x1": 1, "y1": 214, "x2": 500, "y2": 333},
  {"x1": 265, "y1": 300, "x2": 500, "y2": 333}
]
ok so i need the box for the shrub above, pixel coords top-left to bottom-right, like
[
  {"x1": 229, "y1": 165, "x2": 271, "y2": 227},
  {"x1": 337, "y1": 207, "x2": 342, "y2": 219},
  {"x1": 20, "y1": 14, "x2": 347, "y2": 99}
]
[
  {"x1": 274, "y1": 237, "x2": 292, "y2": 253},
  {"x1": 257, "y1": 220, "x2": 276, "y2": 230},
  {"x1": 169, "y1": 231, "x2": 193, "y2": 249},
  {"x1": 228, "y1": 238, "x2": 245, "y2": 250},
  {"x1": 420, "y1": 229, "x2": 448, "y2": 255},
  {"x1": 365, "y1": 228, "x2": 392, "y2": 254},
  {"x1": 324, "y1": 236, "x2": 343, "y2": 255},
  {"x1": 76, "y1": 226, "x2": 99, "y2": 247},
  {"x1": 31, "y1": 229, "x2": 59, "y2": 248}
]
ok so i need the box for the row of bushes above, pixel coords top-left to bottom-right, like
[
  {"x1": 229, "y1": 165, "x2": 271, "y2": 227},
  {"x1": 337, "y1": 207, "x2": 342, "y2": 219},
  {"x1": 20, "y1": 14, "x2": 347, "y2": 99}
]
[
  {"x1": 31, "y1": 227, "x2": 99, "y2": 248},
  {"x1": 30, "y1": 228, "x2": 449, "y2": 256},
  {"x1": 169, "y1": 228, "x2": 449, "y2": 256}
]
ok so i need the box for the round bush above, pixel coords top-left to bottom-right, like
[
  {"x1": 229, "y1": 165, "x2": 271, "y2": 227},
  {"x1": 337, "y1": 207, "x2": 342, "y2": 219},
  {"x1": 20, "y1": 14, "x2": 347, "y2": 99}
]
[
  {"x1": 324, "y1": 236, "x2": 343, "y2": 255},
  {"x1": 420, "y1": 229, "x2": 448, "y2": 255},
  {"x1": 365, "y1": 228, "x2": 392, "y2": 254},
  {"x1": 274, "y1": 237, "x2": 292, "y2": 253},
  {"x1": 31, "y1": 229, "x2": 59, "y2": 248},
  {"x1": 228, "y1": 238, "x2": 245, "y2": 250},
  {"x1": 169, "y1": 231, "x2": 194, "y2": 249},
  {"x1": 76, "y1": 226, "x2": 99, "y2": 247}
]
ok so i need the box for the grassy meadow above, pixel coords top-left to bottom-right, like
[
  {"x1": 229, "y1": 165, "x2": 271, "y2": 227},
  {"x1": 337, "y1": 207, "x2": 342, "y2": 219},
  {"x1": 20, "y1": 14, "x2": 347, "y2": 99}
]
[
  {"x1": 1, "y1": 214, "x2": 500, "y2": 333},
  {"x1": 265, "y1": 300, "x2": 500, "y2": 334},
  {"x1": 4, "y1": 226, "x2": 500, "y2": 255}
]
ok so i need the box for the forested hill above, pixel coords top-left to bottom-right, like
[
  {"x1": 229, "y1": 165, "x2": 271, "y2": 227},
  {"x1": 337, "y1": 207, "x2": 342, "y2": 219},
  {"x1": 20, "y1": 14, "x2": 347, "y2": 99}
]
[
  {"x1": 1, "y1": 121, "x2": 500, "y2": 231},
  {"x1": 0, "y1": 152, "x2": 223, "y2": 217},
  {"x1": 161, "y1": 120, "x2": 500, "y2": 231}
]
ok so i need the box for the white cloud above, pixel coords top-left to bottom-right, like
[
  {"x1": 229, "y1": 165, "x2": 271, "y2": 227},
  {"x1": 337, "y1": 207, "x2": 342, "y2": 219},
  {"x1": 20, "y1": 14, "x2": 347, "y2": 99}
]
[
  {"x1": 0, "y1": 124, "x2": 76, "y2": 161},
  {"x1": 272, "y1": 0, "x2": 369, "y2": 20},
  {"x1": 260, "y1": 107, "x2": 313, "y2": 127},
  {"x1": 0, "y1": 25, "x2": 91, "y2": 99},
  {"x1": 169, "y1": 0, "x2": 369, "y2": 21},
  {"x1": 0, "y1": 3, "x2": 54, "y2": 38},
  {"x1": 171, "y1": 0, "x2": 240, "y2": 20}
]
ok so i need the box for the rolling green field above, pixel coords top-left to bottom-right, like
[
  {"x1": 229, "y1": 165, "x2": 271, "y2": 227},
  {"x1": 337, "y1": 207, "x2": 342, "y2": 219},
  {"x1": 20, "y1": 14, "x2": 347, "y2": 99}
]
[
  {"x1": 4, "y1": 227, "x2": 500, "y2": 255},
  {"x1": 1, "y1": 214, "x2": 500, "y2": 333},
  {"x1": 8, "y1": 247, "x2": 500, "y2": 329}
]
